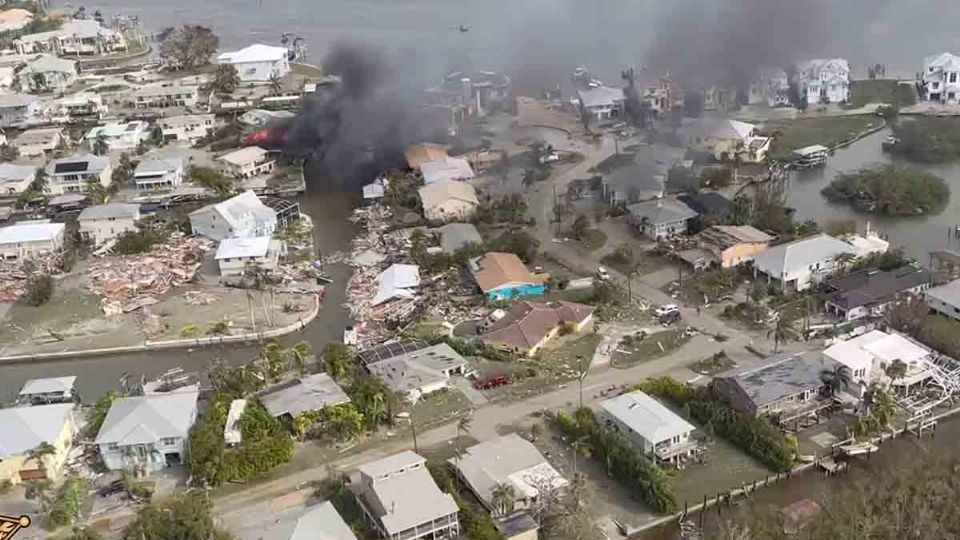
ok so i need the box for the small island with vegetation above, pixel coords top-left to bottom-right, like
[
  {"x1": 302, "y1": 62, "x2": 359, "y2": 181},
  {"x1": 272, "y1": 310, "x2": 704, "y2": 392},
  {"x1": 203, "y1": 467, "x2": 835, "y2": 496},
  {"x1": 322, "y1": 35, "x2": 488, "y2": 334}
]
[
  {"x1": 821, "y1": 163, "x2": 949, "y2": 215},
  {"x1": 888, "y1": 117, "x2": 960, "y2": 163}
]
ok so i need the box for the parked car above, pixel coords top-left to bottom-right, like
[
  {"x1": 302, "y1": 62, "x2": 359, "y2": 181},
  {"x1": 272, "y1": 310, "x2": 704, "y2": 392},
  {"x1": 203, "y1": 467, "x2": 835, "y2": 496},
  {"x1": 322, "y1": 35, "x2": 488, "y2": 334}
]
[
  {"x1": 595, "y1": 267, "x2": 611, "y2": 281},
  {"x1": 474, "y1": 374, "x2": 511, "y2": 390},
  {"x1": 659, "y1": 310, "x2": 682, "y2": 325},
  {"x1": 654, "y1": 304, "x2": 679, "y2": 317}
]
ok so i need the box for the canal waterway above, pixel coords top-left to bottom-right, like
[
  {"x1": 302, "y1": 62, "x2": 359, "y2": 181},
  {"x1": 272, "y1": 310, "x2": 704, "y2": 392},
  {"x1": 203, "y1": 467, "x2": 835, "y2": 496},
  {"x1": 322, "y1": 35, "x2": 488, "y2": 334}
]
[
  {"x1": 0, "y1": 186, "x2": 359, "y2": 402},
  {"x1": 785, "y1": 126, "x2": 960, "y2": 261},
  {"x1": 639, "y1": 411, "x2": 960, "y2": 539}
]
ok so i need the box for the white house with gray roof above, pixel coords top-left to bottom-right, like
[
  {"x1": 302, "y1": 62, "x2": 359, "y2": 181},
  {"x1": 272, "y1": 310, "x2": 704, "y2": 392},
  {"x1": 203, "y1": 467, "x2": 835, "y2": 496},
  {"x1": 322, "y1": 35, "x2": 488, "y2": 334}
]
[
  {"x1": 84, "y1": 120, "x2": 149, "y2": 150},
  {"x1": 0, "y1": 163, "x2": 36, "y2": 196},
  {"x1": 576, "y1": 86, "x2": 625, "y2": 120},
  {"x1": 360, "y1": 341, "x2": 475, "y2": 403},
  {"x1": 921, "y1": 52, "x2": 960, "y2": 103},
  {"x1": 78, "y1": 203, "x2": 140, "y2": 246},
  {"x1": 189, "y1": 189, "x2": 277, "y2": 241},
  {"x1": 925, "y1": 278, "x2": 960, "y2": 321},
  {"x1": 45, "y1": 153, "x2": 112, "y2": 195},
  {"x1": 217, "y1": 146, "x2": 275, "y2": 179},
  {"x1": 132, "y1": 84, "x2": 200, "y2": 109},
  {"x1": 0, "y1": 92, "x2": 39, "y2": 127},
  {"x1": 0, "y1": 221, "x2": 64, "y2": 259},
  {"x1": 626, "y1": 197, "x2": 698, "y2": 241},
  {"x1": 217, "y1": 44, "x2": 290, "y2": 83},
  {"x1": 19, "y1": 54, "x2": 77, "y2": 93},
  {"x1": 259, "y1": 373, "x2": 350, "y2": 419},
  {"x1": 354, "y1": 451, "x2": 460, "y2": 540},
  {"x1": 94, "y1": 391, "x2": 199, "y2": 473},
  {"x1": 134, "y1": 157, "x2": 184, "y2": 191},
  {"x1": 452, "y1": 434, "x2": 567, "y2": 512},
  {"x1": 793, "y1": 58, "x2": 850, "y2": 104},
  {"x1": 159, "y1": 113, "x2": 216, "y2": 143},
  {"x1": 215, "y1": 236, "x2": 285, "y2": 277},
  {"x1": 753, "y1": 233, "x2": 882, "y2": 292},
  {"x1": 237, "y1": 502, "x2": 358, "y2": 540},
  {"x1": 14, "y1": 19, "x2": 126, "y2": 56},
  {"x1": 598, "y1": 391, "x2": 699, "y2": 464}
]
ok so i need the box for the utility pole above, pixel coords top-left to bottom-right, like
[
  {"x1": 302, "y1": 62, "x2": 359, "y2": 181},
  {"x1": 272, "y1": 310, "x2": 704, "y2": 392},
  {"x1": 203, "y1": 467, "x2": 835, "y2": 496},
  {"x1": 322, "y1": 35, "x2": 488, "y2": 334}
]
[
  {"x1": 410, "y1": 407, "x2": 419, "y2": 453},
  {"x1": 577, "y1": 354, "x2": 587, "y2": 409}
]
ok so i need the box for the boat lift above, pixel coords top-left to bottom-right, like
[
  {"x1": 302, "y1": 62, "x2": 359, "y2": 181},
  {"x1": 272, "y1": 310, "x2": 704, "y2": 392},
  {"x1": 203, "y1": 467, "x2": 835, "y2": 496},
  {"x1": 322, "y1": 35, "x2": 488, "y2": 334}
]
[{"x1": 896, "y1": 354, "x2": 960, "y2": 416}]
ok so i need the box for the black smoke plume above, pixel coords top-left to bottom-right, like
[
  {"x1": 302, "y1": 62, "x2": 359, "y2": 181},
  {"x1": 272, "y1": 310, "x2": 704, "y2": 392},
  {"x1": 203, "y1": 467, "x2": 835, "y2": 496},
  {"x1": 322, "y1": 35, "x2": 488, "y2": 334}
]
[{"x1": 285, "y1": 42, "x2": 442, "y2": 186}]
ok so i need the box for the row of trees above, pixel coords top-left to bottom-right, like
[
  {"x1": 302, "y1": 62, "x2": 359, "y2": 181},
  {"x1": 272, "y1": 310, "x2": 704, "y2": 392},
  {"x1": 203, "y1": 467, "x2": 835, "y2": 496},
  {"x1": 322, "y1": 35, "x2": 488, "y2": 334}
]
[
  {"x1": 636, "y1": 377, "x2": 796, "y2": 472},
  {"x1": 553, "y1": 407, "x2": 678, "y2": 513}
]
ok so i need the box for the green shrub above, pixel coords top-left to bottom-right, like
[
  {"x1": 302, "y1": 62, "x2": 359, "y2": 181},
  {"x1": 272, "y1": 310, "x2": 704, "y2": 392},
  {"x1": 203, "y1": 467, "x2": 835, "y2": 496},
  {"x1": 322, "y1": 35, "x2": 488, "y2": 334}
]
[{"x1": 821, "y1": 164, "x2": 948, "y2": 215}]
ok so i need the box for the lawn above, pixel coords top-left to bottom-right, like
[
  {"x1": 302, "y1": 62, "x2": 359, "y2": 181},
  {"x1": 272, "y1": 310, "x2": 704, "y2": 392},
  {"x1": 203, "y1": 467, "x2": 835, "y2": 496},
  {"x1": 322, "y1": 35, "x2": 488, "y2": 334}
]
[
  {"x1": 688, "y1": 351, "x2": 737, "y2": 375},
  {"x1": 576, "y1": 229, "x2": 607, "y2": 251},
  {"x1": 611, "y1": 329, "x2": 691, "y2": 368},
  {"x1": 847, "y1": 79, "x2": 916, "y2": 109},
  {"x1": 762, "y1": 115, "x2": 882, "y2": 160}
]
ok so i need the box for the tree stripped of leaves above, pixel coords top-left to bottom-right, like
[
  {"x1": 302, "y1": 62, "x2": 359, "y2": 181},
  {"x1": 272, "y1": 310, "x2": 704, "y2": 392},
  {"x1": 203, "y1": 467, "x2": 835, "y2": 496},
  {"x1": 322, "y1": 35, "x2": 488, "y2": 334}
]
[
  {"x1": 159, "y1": 25, "x2": 219, "y2": 70},
  {"x1": 123, "y1": 492, "x2": 234, "y2": 540}
]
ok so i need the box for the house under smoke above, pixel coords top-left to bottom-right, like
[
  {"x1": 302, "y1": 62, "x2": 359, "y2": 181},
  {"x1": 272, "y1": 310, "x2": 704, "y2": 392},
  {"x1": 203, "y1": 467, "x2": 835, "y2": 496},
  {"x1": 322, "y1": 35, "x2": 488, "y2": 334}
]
[{"x1": 424, "y1": 70, "x2": 511, "y2": 123}]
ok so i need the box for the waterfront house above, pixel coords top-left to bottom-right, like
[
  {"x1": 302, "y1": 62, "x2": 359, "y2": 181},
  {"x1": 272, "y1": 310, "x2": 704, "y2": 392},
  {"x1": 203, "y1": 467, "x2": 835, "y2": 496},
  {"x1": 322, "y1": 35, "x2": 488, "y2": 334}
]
[
  {"x1": 353, "y1": 451, "x2": 461, "y2": 540},
  {"x1": 418, "y1": 178, "x2": 479, "y2": 223},
  {"x1": 753, "y1": 233, "x2": 858, "y2": 292},
  {"x1": 189, "y1": 190, "x2": 277, "y2": 241},
  {"x1": 94, "y1": 392, "x2": 199, "y2": 473},
  {"x1": 84, "y1": 120, "x2": 149, "y2": 150},
  {"x1": 17, "y1": 376, "x2": 77, "y2": 405},
  {"x1": 792, "y1": 58, "x2": 850, "y2": 104},
  {"x1": 215, "y1": 235, "x2": 285, "y2": 277},
  {"x1": 78, "y1": 203, "x2": 140, "y2": 246},
  {"x1": 678, "y1": 118, "x2": 771, "y2": 163},
  {"x1": 0, "y1": 404, "x2": 76, "y2": 485},
  {"x1": 217, "y1": 146, "x2": 275, "y2": 179},
  {"x1": 19, "y1": 55, "x2": 78, "y2": 93},
  {"x1": 924, "y1": 278, "x2": 960, "y2": 321},
  {"x1": 711, "y1": 351, "x2": 836, "y2": 425},
  {"x1": 132, "y1": 84, "x2": 200, "y2": 109},
  {"x1": 480, "y1": 301, "x2": 594, "y2": 357},
  {"x1": 236, "y1": 501, "x2": 358, "y2": 540},
  {"x1": 635, "y1": 72, "x2": 683, "y2": 116},
  {"x1": 359, "y1": 341, "x2": 474, "y2": 403},
  {"x1": 748, "y1": 67, "x2": 791, "y2": 107},
  {"x1": 598, "y1": 390, "x2": 699, "y2": 465},
  {"x1": 217, "y1": 44, "x2": 290, "y2": 83},
  {"x1": 14, "y1": 126, "x2": 62, "y2": 157},
  {"x1": 133, "y1": 157, "x2": 185, "y2": 191},
  {"x1": 451, "y1": 434, "x2": 567, "y2": 513},
  {"x1": 15, "y1": 19, "x2": 126, "y2": 56},
  {"x1": 678, "y1": 225, "x2": 773, "y2": 271},
  {"x1": 159, "y1": 113, "x2": 216, "y2": 143},
  {"x1": 921, "y1": 52, "x2": 960, "y2": 103},
  {"x1": 626, "y1": 197, "x2": 698, "y2": 241},
  {"x1": 823, "y1": 265, "x2": 932, "y2": 321},
  {"x1": 0, "y1": 92, "x2": 39, "y2": 127},
  {"x1": 576, "y1": 86, "x2": 625, "y2": 121},
  {"x1": 470, "y1": 252, "x2": 547, "y2": 301},
  {"x1": 259, "y1": 373, "x2": 350, "y2": 420},
  {"x1": 0, "y1": 221, "x2": 64, "y2": 259},
  {"x1": 418, "y1": 156, "x2": 474, "y2": 185},
  {"x1": 0, "y1": 163, "x2": 36, "y2": 196},
  {"x1": 823, "y1": 330, "x2": 934, "y2": 398},
  {"x1": 45, "y1": 153, "x2": 112, "y2": 195}
]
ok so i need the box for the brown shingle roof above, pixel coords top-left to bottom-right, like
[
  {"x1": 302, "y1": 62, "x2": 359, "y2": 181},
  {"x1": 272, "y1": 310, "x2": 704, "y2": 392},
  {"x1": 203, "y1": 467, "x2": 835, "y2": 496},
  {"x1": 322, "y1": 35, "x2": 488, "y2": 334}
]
[
  {"x1": 472, "y1": 252, "x2": 544, "y2": 293},
  {"x1": 482, "y1": 301, "x2": 594, "y2": 350}
]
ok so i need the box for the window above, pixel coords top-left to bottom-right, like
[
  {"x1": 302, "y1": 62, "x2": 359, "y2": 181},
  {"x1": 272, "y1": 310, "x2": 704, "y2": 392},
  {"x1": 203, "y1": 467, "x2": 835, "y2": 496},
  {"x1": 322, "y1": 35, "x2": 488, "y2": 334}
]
[
  {"x1": 951, "y1": 73, "x2": 958, "y2": 84},
  {"x1": 159, "y1": 437, "x2": 177, "y2": 446}
]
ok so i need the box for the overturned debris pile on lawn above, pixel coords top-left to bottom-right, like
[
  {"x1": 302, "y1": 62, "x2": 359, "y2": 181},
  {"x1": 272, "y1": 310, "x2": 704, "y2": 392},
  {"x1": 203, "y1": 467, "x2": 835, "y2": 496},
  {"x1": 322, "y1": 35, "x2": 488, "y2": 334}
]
[
  {"x1": 86, "y1": 233, "x2": 213, "y2": 315},
  {"x1": 0, "y1": 252, "x2": 67, "y2": 303}
]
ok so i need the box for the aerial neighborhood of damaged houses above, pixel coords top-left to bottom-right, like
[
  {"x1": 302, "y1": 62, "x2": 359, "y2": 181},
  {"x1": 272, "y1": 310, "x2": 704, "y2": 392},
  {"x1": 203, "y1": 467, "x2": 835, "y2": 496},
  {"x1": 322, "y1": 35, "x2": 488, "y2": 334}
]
[{"x1": 3, "y1": 3, "x2": 960, "y2": 540}]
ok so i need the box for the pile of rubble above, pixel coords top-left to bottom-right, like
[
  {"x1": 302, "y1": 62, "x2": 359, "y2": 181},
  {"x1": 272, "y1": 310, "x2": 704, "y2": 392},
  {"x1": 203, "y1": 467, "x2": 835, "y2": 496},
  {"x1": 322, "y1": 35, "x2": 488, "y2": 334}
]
[
  {"x1": 0, "y1": 252, "x2": 67, "y2": 303},
  {"x1": 344, "y1": 204, "x2": 423, "y2": 349},
  {"x1": 86, "y1": 233, "x2": 213, "y2": 315}
]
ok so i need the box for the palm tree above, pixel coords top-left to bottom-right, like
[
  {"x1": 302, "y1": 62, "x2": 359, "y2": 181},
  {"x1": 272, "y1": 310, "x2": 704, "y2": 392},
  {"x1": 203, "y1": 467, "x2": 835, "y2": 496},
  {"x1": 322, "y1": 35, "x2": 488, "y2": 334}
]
[
  {"x1": 25, "y1": 442, "x2": 57, "y2": 474},
  {"x1": 833, "y1": 252, "x2": 858, "y2": 275},
  {"x1": 490, "y1": 482, "x2": 516, "y2": 516},
  {"x1": 863, "y1": 384, "x2": 897, "y2": 428},
  {"x1": 455, "y1": 411, "x2": 473, "y2": 467},
  {"x1": 821, "y1": 365, "x2": 854, "y2": 397},
  {"x1": 30, "y1": 167, "x2": 48, "y2": 195},
  {"x1": 767, "y1": 314, "x2": 798, "y2": 353},
  {"x1": 885, "y1": 359, "x2": 908, "y2": 384},
  {"x1": 268, "y1": 72, "x2": 282, "y2": 96},
  {"x1": 289, "y1": 341, "x2": 312, "y2": 374},
  {"x1": 92, "y1": 133, "x2": 109, "y2": 156},
  {"x1": 571, "y1": 436, "x2": 591, "y2": 474}
]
